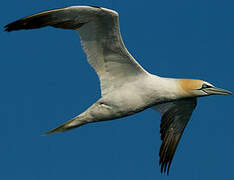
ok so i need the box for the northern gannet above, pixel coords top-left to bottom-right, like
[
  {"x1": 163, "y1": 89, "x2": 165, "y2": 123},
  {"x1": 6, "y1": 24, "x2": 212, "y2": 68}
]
[{"x1": 4, "y1": 6, "x2": 232, "y2": 175}]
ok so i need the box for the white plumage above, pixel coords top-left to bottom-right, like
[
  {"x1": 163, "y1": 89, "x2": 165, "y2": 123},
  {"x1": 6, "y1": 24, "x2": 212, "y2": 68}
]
[{"x1": 5, "y1": 6, "x2": 232, "y2": 175}]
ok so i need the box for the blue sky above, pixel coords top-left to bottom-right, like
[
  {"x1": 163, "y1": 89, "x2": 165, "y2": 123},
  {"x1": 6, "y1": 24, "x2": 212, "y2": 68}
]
[{"x1": 1, "y1": 0, "x2": 234, "y2": 179}]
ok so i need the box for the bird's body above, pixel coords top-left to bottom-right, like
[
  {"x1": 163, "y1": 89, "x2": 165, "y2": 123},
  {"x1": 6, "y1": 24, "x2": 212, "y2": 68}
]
[
  {"x1": 46, "y1": 75, "x2": 186, "y2": 133},
  {"x1": 5, "y1": 6, "x2": 231, "y2": 175}
]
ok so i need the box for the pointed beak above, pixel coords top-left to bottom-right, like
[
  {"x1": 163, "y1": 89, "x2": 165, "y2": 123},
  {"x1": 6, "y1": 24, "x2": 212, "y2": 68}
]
[{"x1": 203, "y1": 87, "x2": 232, "y2": 95}]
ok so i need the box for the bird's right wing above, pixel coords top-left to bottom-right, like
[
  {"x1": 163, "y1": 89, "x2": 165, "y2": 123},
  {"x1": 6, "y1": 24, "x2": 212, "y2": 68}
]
[
  {"x1": 151, "y1": 98, "x2": 197, "y2": 175},
  {"x1": 5, "y1": 6, "x2": 148, "y2": 96}
]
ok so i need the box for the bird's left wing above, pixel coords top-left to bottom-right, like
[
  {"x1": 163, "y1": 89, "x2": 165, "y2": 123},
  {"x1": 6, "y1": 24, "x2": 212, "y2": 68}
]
[
  {"x1": 151, "y1": 98, "x2": 197, "y2": 175},
  {"x1": 4, "y1": 6, "x2": 148, "y2": 96}
]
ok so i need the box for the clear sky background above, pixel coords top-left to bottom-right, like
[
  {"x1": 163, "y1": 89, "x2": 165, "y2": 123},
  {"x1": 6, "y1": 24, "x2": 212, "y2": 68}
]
[{"x1": 1, "y1": 0, "x2": 234, "y2": 179}]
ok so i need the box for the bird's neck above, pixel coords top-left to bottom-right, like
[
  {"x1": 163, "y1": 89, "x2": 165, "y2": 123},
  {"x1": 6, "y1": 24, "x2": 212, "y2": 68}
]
[{"x1": 148, "y1": 75, "x2": 189, "y2": 101}]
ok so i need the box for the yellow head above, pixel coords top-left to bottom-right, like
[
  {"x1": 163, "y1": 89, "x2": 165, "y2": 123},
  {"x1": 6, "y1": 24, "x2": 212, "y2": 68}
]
[{"x1": 179, "y1": 79, "x2": 232, "y2": 97}]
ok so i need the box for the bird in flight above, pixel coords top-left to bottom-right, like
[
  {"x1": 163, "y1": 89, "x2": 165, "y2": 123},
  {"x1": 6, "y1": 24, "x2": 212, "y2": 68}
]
[{"x1": 5, "y1": 6, "x2": 232, "y2": 175}]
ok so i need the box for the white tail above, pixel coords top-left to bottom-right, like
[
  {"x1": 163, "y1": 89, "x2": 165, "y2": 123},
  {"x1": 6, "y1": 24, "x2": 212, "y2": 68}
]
[{"x1": 42, "y1": 116, "x2": 87, "y2": 135}]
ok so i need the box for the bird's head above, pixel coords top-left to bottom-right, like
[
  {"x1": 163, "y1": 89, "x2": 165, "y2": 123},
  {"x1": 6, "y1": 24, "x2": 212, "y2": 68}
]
[{"x1": 179, "y1": 79, "x2": 232, "y2": 97}]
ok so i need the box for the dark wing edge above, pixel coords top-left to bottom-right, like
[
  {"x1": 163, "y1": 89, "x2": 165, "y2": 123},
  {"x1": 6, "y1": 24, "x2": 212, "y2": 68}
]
[
  {"x1": 159, "y1": 98, "x2": 197, "y2": 175},
  {"x1": 4, "y1": 7, "x2": 86, "y2": 32}
]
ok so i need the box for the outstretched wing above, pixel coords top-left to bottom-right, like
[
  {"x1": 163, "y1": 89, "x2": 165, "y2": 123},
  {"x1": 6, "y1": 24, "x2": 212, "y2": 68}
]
[
  {"x1": 5, "y1": 6, "x2": 147, "y2": 96},
  {"x1": 152, "y1": 98, "x2": 197, "y2": 175}
]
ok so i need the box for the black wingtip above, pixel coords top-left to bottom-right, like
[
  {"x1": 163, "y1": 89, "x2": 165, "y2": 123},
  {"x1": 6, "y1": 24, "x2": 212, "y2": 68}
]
[
  {"x1": 4, "y1": 24, "x2": 11, "y2": 32},
  {"x1": 89, "y1": 5, "x2": 101, "y2": 9},
  {"x1": 159, "y1": 162, "x2": 170, "y2": 176},
  {"x1": 4, "y1": 20, "x2": 26, "y2": 32},
  {"x1": 4, "y1": 24, "x2": 17, "y2": 32}
]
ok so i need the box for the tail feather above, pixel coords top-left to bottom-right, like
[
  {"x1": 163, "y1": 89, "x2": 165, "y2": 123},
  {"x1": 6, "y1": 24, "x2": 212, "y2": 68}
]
[{"x1": 42, "y1": 116, "x2": 86, "y2": 136}]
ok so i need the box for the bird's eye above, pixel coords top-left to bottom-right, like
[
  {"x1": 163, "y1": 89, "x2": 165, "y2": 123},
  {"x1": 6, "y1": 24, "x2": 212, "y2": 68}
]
[{"x1": 201, "y1": 84, "x2": 212, "y2": 89}]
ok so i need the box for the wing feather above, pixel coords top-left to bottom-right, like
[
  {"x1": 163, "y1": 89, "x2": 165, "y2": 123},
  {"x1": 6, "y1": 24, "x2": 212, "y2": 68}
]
[
  {"x1": 152, "y1": 98, "x2": 197, "y2": 175},
  {"x1": 5, "y1": 6, "x2": 147, "y2": 96}
]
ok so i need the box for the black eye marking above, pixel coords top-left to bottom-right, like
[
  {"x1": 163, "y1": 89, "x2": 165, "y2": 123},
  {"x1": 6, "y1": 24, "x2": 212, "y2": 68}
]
[{"x1": 198, "y1": 84, "x2": 213, "y2": 90}]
